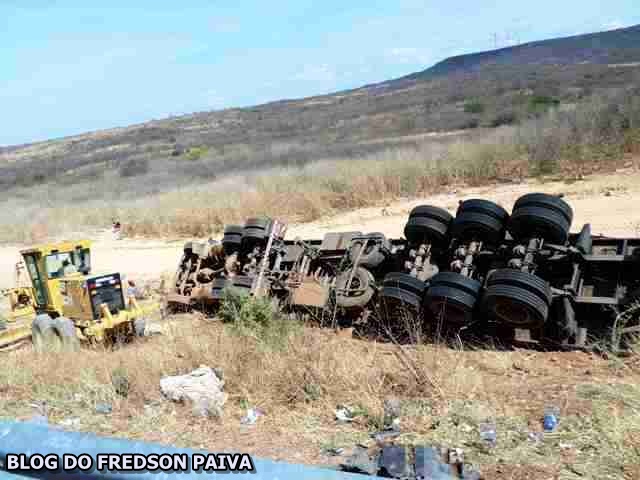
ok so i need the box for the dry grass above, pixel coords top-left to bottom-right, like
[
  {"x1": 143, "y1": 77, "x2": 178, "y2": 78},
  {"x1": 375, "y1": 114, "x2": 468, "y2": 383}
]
[{"x1": 2, "y1": 313, "x2": 639, "y2": 479}]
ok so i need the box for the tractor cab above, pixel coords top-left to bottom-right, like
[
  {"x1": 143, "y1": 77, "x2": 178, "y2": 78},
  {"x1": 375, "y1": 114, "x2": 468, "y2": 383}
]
[{"x1": 18, "y1": 240, "x2": 92, "y2": 316}]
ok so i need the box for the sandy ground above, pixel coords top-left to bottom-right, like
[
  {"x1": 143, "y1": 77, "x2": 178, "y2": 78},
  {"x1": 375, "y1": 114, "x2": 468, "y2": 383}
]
[{"x1": 1, "y1": 168, "x2": 640, "y2": 291}]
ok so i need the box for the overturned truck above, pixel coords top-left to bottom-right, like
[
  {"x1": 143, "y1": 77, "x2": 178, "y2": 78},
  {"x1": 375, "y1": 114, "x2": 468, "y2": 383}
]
[{"x1": 167, "y1": 193, "x2": 640, "y2": 351}]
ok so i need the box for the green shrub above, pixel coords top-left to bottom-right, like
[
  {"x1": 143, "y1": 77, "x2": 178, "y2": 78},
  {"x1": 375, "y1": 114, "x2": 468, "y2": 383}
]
[
  {"x1": 219, "y1": 287, "x2": 301, "y2": 351},
  {"x1": 464, "y1": 100, "x2": 485, "y2": 114},
  {"x1": 527, "y1": 95, "x2": 560, "y2": 114},
  {"x1": 185, "y1": 146, "x2": 209, "y2": 161}
]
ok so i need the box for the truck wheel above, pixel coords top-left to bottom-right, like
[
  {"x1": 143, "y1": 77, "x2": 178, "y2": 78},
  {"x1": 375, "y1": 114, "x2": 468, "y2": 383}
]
[
  {"x1": 335, "y1": 267, "x2": 376, "y2": 309},
  {"x1": 451, "y1": 199, "x2": 509, "y2": 245},
  {"x1": 425, "y1": 272, "x2": 482, "y2": 325},
  {"x1": 32, "y1": 314, "x2": 54, "y2": 353},
  {"x1": 379, "y1": 272, "x2": 428, "y2": 310},
  {"x1": 222, "y1": 225, "x2": 243, "y2": 255},
  {"x1": 482, "y1": 270, "x2": 552, "y2": 328},
  {"x1": 404, "y1": 205, "x2": 453, "y2": 247},
  {"x1": 508, "y1": 193, "x2": 573, "y2": 244}
]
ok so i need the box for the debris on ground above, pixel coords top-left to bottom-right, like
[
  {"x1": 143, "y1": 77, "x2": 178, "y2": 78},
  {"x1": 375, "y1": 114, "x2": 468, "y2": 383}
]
[
  {"x1": 28, "y1": 401, "x2": 48, "y2": 424},
  {"x1": 478, "y1": 421, "x2": 497, "y2": 448},
  {"x1": 240, "y1": 407, "x2": 265, "y2": 425},
  {"x1": 59, "y1": 417, "x2": 81, "y2": 429},
  {"x1": 543, "y1": 406, "x2": 560, "y2": 432},
  {"x1": 324, "y1": 447, "x2": 345, "y2": 457},
  {"x1": 383, "y1": 397, "x2": 401, "y2": 431},
  {"x1": 339, "y1": 444, "x2": 483, "y2": 479},
  {"x1": 159, "y1": 365, "x2": 227, "y2": 418},
  {"x1": 335, "y1": 405, "x2": 356, "y2": 423},
  {"x1": 95, "y1": 402, "x2": 113, "y2": 414}
]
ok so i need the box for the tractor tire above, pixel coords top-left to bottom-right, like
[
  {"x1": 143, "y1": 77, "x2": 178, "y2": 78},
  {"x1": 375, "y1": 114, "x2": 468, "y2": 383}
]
[
  {"x1": 379, "y1": 272, "x2": 428, "y2": 310},
  {"x1": 32, "y1": 314, "x2": 54, "y2": 353},
  {"x1": 425, "y1": 272, "x2": 482, "y2": 325},
  {"x1": 482, "y1": 270, "x2": 551, "y2": 328},
  {"x1": 335, "y1": 267, "x2": 376, "y2": 309},
  {"x1": 508, "y1": 206, "x2": 571, "y2": 245},
  {"x1": 51, "y1": 317, "x2": 80, "y2": 352},
  {"x1": 451, "y1": 199, "x2": 509, "y2": 245},
  {"x1": 133, "y1": 318, "x2": 146, "y2": 337},
  {"x1": 404, "y1": 205, "x2": 453, "y2": 247},
  {"x1": 222, "y1": 225, "x2": 243, "y2": 255},
  {"x1": 348, "y1": 233, "x2": 391, "y2": 269},
  {"x1": 241, "y1": 217, "x2": 274, "y2": 250}
]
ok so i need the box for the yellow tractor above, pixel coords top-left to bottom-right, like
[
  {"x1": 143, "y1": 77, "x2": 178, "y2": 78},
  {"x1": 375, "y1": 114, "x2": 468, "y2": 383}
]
[{"x1": 0, "y1": 239, "x2": 159, "y2": 352}]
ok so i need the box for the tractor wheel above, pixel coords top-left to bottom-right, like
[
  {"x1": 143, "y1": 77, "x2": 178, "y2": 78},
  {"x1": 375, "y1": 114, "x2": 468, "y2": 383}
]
[
  {"x1": 425, "y1": 272, "x2": 482, "y2": 325},
  {"x1": 32, "y1": 314, "x2": 54, "y2": 353},
  {"x1": 482, "y1": 269, "x2": 552, "y2": 328},
  {"x1": 335, "y1": 267, "x2": 376, "y2": 310},
  {"x1": 133, "y1": 318, "x2": 147, "y2": 337},
  {"x1": 222, "y1": 225, "x2": 243, "y2": 255},
  {"x1": 33, "y1": 316, "x2": 79, "y2": 353},
  {"x1": 347, "y1": 233, "x2": 391, "y2": 269},
  {"x1": 451, "y1": 199, "x2": 509, "y2": 245},
  {"x1": 403, "y1": 205, "x2": 453, "y2": 247},
  {"x1": 508, "y1": 194, "x2": 573, "y2": 244}
]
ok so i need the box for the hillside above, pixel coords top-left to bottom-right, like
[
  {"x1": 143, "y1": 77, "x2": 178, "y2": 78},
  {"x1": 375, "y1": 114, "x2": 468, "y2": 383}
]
[{"x1": 1, "y1": 24, "x2": 640, "y2": 193}]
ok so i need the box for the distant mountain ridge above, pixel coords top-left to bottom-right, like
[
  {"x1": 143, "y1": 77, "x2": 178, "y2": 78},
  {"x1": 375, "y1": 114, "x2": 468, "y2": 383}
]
[{"x1": 397, "y1": 24, "x2": 640, "y2": 81}]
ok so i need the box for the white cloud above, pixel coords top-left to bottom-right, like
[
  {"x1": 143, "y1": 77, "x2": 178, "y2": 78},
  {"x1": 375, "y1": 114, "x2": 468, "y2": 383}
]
[
  {"x1": 384, "y1": 47, "x2": 431, "y2": 65},
  {"x1": 292, "y1": 64, "x2": 337, "y2": 84},
  {"x1": 602, "y1": 20, "x2": 629, "y2": 31}
]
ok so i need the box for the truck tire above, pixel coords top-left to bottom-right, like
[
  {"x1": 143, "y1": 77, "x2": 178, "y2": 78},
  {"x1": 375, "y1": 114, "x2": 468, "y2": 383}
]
[
  {"x1": 379, "y1": 272, "x2": 428, "y2": 310},
  {"x1": 482, "y1": 269, "x2": 551, "y2": 328},
  {"x1": 404, "y1": 205, "x2": 453, "y2": 247},
  {"x1": 335, "y1": 267, "x2": 376, "y2": 309},
  {"x1": 425, "y1": 272, "x2": 482, "y2": 325},
  {"x1": 451, "y1": 199, "x2": 509, "y2": 245},
  {"x1": 222, "y1": 225, "x2": 243, "y2": 255},
  {"x1": 508, "y1": 193, "x2": 573, "y2": 244},
  {"x1": 513, "y1": 193, "x2": 573, "y2": 225}
]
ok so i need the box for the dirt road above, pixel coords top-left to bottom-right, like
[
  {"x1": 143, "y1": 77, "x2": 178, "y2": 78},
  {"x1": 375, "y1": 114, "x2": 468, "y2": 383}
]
[{"x1": 1, "y1": 169, "x2": 639, "y2": 290}]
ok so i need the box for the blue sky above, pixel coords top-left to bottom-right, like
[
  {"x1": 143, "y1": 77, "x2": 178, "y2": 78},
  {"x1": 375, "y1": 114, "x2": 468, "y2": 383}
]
[{"x1": 1, "y1": 1, "x2": 639, "y2": 146}]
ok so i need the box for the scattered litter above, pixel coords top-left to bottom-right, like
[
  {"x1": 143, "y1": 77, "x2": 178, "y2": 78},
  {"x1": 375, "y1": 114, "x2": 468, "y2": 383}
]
[
  {"x1": 372, "y1": 430, "x2": 401, "y2": 445},
  {"x1": 59, "y1": 417, "x2": 81, "y2": 429},
  {"x1": 528, "y1": 431, "x2": 544, "y2": 443},
  {"x1": 340, "y1": 443, "x2": 483, "y2": 479},
  {"x1": 160, "y1": 365, "x2": 227, "y2": 418},
  {"x1": 95, "y1": 403, "x2": 113, "y2": 414},
  {"x1": 325, "y1": 447, "x2": 345, "y2": 456},
  {"x1": 335, "y1": 405, "x2": 355, "y2": 423},
  {"x1": 478, "y1": 422, "x2": 497, "y2": 448},
  {"x1": 240, "y1": 407, "x2": 265, "y2": 425},
  {"x1": 543, "y1": 406, "x2": 560, "y2": 432},
  {"x1": 28, "y1": 402, "x2": 48, "y2": 424},
  {"x1": 145, "y1": 323, "x2": 164, "y2": 336}
]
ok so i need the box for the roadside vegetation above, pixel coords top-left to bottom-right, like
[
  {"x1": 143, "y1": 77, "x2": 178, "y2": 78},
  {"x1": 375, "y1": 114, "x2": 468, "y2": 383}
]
[
  {"x1": 1, "y1": 294, "x2": 639, "y2": 479},
  {"x1": 0, "y1": 87, "x2": 638, "y2": 243}
]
